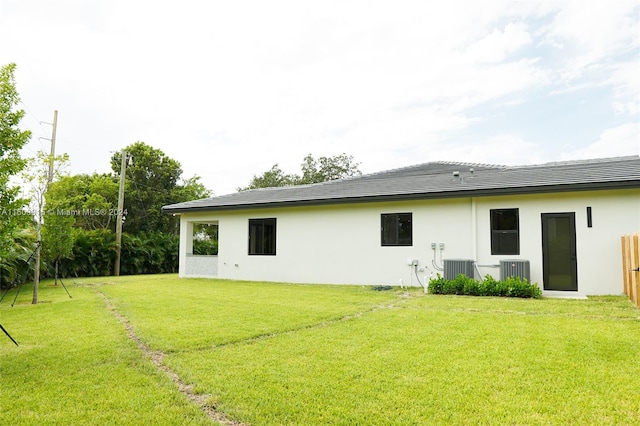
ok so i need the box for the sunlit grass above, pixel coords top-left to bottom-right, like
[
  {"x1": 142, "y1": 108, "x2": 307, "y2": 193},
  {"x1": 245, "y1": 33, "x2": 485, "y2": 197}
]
[
  {"x1": 0, "y1": 279, "x2": 211, "y2": 425},
  {"x1": 167, "y1": 294, "x2": 640, "y2": 425},
  {"x1": 96, "y1": 275, "x2": 398, "y2": 352},
  {"x1": 2, "y1": 275, "x2": 639, "y2": 425}
]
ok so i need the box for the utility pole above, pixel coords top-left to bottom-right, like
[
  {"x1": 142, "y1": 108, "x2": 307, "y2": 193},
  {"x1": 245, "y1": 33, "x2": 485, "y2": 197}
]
[
  {"x1": 33, "y1": 110, "x2": 58, "y2": 304},
  {"x1": 114, "y1": 150, "x2": 127, "y2": 276},
  {"x1": 47, "y1": 110, "x2": 58, "y2": 183}
]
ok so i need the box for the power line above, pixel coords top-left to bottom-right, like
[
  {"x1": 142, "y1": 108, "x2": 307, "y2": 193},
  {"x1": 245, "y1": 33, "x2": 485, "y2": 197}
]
[{"x1": 18, "y1": 100, "x2": 49, "y2": 152}]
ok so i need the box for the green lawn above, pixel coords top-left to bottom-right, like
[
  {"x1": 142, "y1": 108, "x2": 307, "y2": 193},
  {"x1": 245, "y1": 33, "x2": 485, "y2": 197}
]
[{"x1": 1, "y1": 275, "x2": 639, "y2": 425}]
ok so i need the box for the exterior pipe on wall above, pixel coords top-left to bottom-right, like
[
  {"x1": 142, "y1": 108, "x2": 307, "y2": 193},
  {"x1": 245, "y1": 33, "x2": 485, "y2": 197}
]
[
  {"x1": 471, "y1": 197, "x2": 477, "y2": 261},
  {"x1": 471, "y1": 197, "x2": 480, "y2": 280},
  {"x1": 474, "y1": 262, "x2": 484, "y2": 281},
  {"x1": 409, "y1": 266, "x2": 413, "y2": 287}
]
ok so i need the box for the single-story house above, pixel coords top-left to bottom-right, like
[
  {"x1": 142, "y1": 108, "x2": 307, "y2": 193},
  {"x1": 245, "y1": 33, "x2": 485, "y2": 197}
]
[{"x1": 162, "y1": 155, "x2": 640, "y2": 297}]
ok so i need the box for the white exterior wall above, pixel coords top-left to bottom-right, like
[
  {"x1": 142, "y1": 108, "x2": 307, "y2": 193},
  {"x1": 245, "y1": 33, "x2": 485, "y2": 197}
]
[
  {"x1": 177, "y1": 188, "x2": 640, "y2": 297},
  {"x1": 184, "y1": 254, "x2": 218, "y2": 277},
  {"x1": 180, "y1": 199, "x2": 471, "y2": 286},
  {"x1": 475, "y1": 189, "x2": 640, "y2": 296}
]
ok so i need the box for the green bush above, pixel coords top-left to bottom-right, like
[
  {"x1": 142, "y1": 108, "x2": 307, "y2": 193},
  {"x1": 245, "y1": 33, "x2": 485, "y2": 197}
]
[
  {"x1": 428, "y1": 275, "x2": 447, "y2": 294},
  {"x1": 428, "y1": 274, "x2": 542, "y2": 299},
  {"x1": 193, "y1": 238, "x2": 218, "y2": 255},
  {"x1": 51, "y1": 229, "x2": 179, "y2": 278},
  {"x1": 451, "y1": 274, "x2": 474, "y2": 295}
]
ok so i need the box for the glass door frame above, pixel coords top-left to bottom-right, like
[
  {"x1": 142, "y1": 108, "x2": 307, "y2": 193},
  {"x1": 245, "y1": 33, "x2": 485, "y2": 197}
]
[{"x1": 541, "y1": 212, "x2": 578, "y2": 291}]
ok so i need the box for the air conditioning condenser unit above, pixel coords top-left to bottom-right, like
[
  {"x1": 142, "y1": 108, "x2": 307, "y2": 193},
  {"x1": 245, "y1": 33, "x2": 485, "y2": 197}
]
[
  {"x1": 444, "y1": 259, "x2": 474, "y2": 280},
  {"x1": 500, "y1": 259, "x2": 530, "y2": 281}
]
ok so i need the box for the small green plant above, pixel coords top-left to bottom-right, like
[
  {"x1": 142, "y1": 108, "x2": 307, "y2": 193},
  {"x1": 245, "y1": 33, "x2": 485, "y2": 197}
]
[
  {"x1": 428, "y1": 274, "x2": 542, "y2": 299},
  {"x1": 427, "y1": 275, "x2": 447, "y2": 294}
]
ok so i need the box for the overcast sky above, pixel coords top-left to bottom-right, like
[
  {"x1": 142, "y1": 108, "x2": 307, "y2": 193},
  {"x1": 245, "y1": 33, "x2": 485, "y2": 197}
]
[{"x1": 2, "y1": 0, "x2": 639, "y2": 196}]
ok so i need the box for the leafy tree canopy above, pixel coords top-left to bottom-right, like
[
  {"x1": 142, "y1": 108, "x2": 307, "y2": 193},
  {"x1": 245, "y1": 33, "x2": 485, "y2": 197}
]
[
  {"x1": 0, "y1": 63, "x2": 31, "y2": 257},
  {"x1": 110, "y1": 141, "x2": 211, "y2": 235},
  {"x1": 21, "y1": 151, "x2": 70, "y2": 224},
  {"x1": 299, "y1": 153, "x2": 361, "y2": 184},
  {"x1": 47, "y1": 173, "x2": 119, "y2": 230},
  {"x1": 239, "y1": 153, "x2": 361, "y2": 191},
  {"x1": 41, "y1": 198, "x2": 76, "y2": 272},
  {"x1": 20, "y1": 151, "x2": 70, "y2": 303},
  {"x1": 239, "y1": 164, "x2": 298, "y2": 190}
]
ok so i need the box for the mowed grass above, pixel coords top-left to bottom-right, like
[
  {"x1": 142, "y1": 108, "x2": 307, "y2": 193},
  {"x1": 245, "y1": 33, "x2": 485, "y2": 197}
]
[
  {"x1": 2, "y1": 275, "x2": 640, "y2": 425},
  {"x1": 0, "y1": 277, "x2": 210, "y2": 425}
]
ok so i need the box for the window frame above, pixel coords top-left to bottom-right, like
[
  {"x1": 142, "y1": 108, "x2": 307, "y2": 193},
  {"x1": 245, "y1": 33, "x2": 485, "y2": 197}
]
[
  {"x1": 490, "y1": 208, "x2": 520, "y2": 255},
  {"x1": 381, "y1": 212, "x2": 413, "y2": 247},
  {"x1": 248, "y1": 218, "x2": 277, "y2": 256}
]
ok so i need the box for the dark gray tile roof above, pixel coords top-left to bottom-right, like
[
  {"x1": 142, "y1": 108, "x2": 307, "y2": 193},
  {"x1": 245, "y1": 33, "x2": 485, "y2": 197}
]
[{"x1": 163, "y1": 156, "x2": 640, "y2": 213}]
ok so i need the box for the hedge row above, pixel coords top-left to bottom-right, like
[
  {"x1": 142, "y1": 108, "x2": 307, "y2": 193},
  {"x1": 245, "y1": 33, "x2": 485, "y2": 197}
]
[
  {"x1": 56, "y1": 229, "x2": 180, "y2": 278},
  {"x1": 1, "y1": 230, "x2": 183, "y2": 287},
  {"x1": 428, "y1": 274, "x2": 542, "y2": 299}
]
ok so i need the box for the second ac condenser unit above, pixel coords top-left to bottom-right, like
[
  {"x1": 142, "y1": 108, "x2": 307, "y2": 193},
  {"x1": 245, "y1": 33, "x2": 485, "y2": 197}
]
[
  {"x1": 443, "y1": 259, "x2": 475, "y2": 280},
  {"x1": 500, "y1": 259, "x2": 530, "y2": 281}
]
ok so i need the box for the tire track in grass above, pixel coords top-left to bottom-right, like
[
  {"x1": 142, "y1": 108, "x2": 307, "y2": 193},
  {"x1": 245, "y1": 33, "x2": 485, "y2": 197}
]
[
  {"x1": 96, "y1": 290, "x2": 247, "y2": 426},
  {"x1": 209, "y1": 298, "x2": 412, "y2": 352}
]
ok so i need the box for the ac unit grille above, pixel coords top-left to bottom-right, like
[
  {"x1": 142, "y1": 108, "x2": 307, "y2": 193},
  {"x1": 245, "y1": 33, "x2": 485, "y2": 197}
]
[
  {"x1": 444, "y1": 259, "x2": 475, "y2": 280},
  {"x1": 500, "y1": 260, "x2": 530, "y2": 281}
]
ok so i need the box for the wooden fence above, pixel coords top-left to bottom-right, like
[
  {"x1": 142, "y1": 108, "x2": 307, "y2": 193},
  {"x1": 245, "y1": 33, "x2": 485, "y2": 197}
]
[{"x1": 621, "y1": 233, "x2": 640, "y2": 308}]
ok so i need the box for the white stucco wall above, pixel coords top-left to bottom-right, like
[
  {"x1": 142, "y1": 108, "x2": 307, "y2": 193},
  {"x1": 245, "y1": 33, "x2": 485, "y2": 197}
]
[
  {"x1": 184, "y1": 254, "x2": 218, "y2": 277},
  {"x1": 179, "y1": 199, "x2": 471, "y2": 286},
  {"x1": 177, "y1": 188, "x2": 640, "y2": 296},
  {"x1": 475, "y1": 189, "x2": 640, "y2": 296}
]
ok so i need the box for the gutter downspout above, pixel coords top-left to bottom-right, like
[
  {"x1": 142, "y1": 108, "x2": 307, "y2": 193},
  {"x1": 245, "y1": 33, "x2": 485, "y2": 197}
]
[{"x1": 471, "y1": 197, "x2": 483, "y2": 280}]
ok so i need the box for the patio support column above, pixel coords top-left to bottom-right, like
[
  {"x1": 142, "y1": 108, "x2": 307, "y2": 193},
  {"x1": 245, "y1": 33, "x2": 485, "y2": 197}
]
[{"x1": 179, "y1": 219, "x2": 194, "y2": 277}]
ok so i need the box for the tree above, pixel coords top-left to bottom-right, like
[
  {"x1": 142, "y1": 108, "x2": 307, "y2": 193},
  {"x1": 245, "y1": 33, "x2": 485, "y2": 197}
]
[
  {"x1": 238, "y1": 164, "x2": 298, "y2": 191},
  {"x1": 110, "y1": 141, "x2": 210, "y2": 235},
  {"x1": 46, "y1": 173, "x2": 119, "y2": 230},
  {"x1": 299, "y1": 153, "x2": 361, "y2": 184},
  {"x1": 239, "y1": 153, "x2": 362, "y2": 190},
  {"x1": 41, "y1": 194, "x2": 76, "y2": 285},
  {"x1": 0, "y1": 63, "x2": 31, "y2": 259},
  {"x1": 0, "y1": 228, "x2": 36, "y2": 289},
  {"x1": 21, "y1": 151, "x2": 69, "y2": 304}
]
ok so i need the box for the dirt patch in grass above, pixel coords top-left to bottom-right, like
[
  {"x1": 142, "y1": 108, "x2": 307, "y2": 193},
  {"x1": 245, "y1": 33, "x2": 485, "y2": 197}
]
[{"x1": 96, "y1": 290, "x2": 246, "y2": 426}]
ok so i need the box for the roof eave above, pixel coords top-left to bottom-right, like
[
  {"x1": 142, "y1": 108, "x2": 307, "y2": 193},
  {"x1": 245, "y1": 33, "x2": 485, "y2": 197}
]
[{"x1": 162, "y1": 180, "x2": 640, "y2": 214}]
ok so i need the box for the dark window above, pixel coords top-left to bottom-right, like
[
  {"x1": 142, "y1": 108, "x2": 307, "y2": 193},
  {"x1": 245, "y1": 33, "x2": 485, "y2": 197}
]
[
  {"x1": 490, "y1": 209, "x2": 519, "y2": 255},
  {"x1": 381, "y1": 213, "x2": 412, "y2": 246},
  {"x1": 249, "y1": 218, "x2": 277, "y2": 255}
]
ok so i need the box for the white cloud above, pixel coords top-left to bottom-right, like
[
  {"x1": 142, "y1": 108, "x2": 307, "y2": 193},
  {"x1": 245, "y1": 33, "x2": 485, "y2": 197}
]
[
  {"x1": 561, "y1": 123, "x2": 640, "y2": 160},
  {"x1": 1, "y1": 0, "x2": 638, "y2": 195},
  {"x1": 466, "y1": 22, "x2": 533, "y2": 64},
  {"x1": 441, "y1": 134, "x2": 544, "y2": 166},
  {"x1": 610, "y1": 59, "x2": 640, "y2": 116},
  {"x1": 543, "y1": 0, "x2": 639, "y2": 84},
  {"x1": 613, "y1": 100, "x2": 640, "y2": 117}
]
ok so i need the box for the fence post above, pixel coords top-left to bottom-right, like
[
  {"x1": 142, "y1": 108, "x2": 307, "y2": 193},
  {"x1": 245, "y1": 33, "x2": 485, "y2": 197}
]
[
  {"x1": 633, "y1": 234, "x2": 639, "y2": 307},
  {"x1": 622, "y1": 233, "x2": 640, "y2": 308},
  {"x1": 623, "y1": 235, "x2": 631, "y2": 298}
]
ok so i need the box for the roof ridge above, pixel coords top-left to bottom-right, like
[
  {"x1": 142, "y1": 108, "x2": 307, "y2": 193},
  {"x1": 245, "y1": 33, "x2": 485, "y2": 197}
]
[
  {"x1": 358, "y1": 162, "x2": 435, "y2": 178},
  {"x1": 512, "y1": 155, "x2": 640, "y2": 169},
  {"x1": 163, "y1": 155, "x2": 640, "y2": 213},
  {"x1": 226, "y1": 155, "x2": 640, "y2": 196},
  {"x1": 358, "y1": 160, "x2": 506, "y2": 178},
  {"x1": 434, "y1": 160, "x2": 506, "y2": 169}
]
